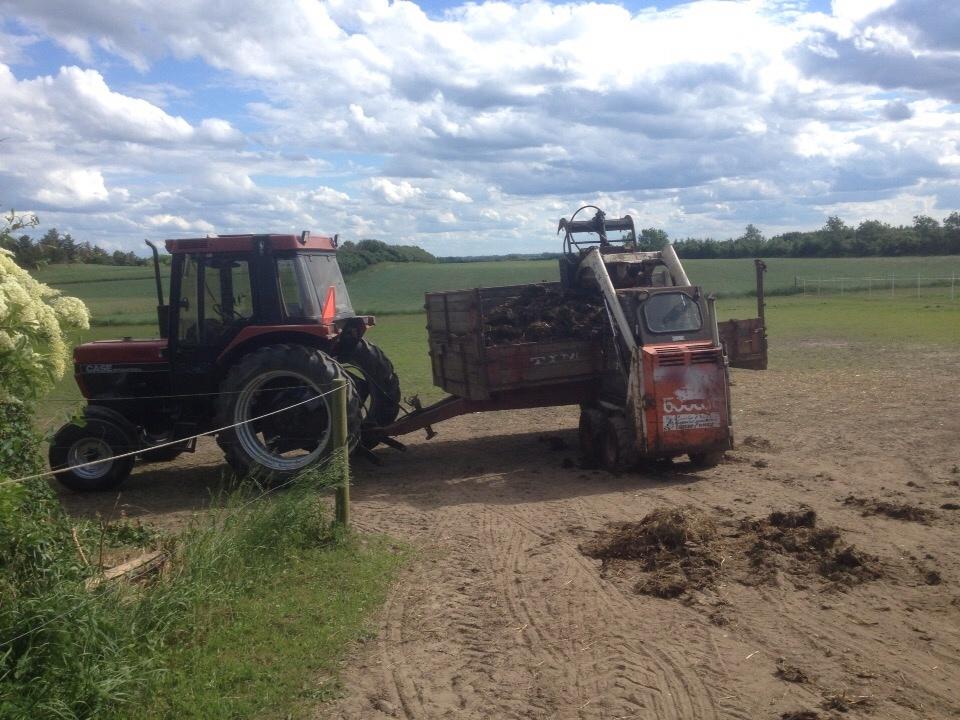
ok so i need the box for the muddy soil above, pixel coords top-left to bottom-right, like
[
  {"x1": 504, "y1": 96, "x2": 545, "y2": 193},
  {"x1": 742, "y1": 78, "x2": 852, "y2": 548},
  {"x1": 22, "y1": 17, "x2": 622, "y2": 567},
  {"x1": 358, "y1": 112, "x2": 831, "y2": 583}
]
[{"x1": 58, "y1": 347, "x2": 960, "y2": 719}]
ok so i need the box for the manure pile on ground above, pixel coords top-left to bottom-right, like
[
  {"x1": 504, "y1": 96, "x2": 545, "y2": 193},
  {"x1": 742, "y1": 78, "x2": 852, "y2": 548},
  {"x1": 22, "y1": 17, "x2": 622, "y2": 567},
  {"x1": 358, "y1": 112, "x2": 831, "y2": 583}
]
[
  {"x1": 842, "y1": 495, "x2": 936, "y2": 523},
  {"x1": 741, "y1": 508, "x2": 882, "y2": 586},
  {"x1": 580, "y1": 507, "x2": 723, "y2": 598},
  {"x1": 581, "y1": 506, "x2": 882, "y2": 600},
  {"x1": 484, "y1": 284, "x2": 605, "y2": 346}
]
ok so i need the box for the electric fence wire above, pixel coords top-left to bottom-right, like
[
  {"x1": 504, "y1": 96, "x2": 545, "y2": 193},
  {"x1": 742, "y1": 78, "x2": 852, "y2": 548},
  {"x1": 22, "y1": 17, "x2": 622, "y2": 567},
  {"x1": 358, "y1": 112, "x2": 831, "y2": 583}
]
[{"x1": 0, "y1": 385, "x2": 346, "y2": 488}]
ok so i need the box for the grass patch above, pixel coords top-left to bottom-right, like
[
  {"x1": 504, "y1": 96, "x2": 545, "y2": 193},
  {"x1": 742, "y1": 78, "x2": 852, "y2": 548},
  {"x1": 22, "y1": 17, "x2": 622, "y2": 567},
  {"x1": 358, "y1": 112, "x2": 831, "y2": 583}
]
[{"x1": 1, "y1": 463, "x2": 406, "y2": 720}]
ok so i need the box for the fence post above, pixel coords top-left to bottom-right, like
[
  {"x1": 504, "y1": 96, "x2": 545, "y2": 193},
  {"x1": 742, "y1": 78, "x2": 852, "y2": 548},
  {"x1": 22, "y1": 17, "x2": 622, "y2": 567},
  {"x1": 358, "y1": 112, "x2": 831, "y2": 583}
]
[
  {"x1": 840, "y1": 278, "x2": 844, "y2": 296},
  {"x1": 333, "y1": 377, "x2": 350, "y2": 527},
  {"x1": 917, "y1": 272, "x2": 921, "y2": 299},
  {"x1": 891, "y1": 273, "x2": 895, "y2": 297},
  {"x1": 952, "y1": 272, "x2": 956, "y2": 302},
  {"x1": 867, "y1": 277, "x2": 872, "y2": 297}
]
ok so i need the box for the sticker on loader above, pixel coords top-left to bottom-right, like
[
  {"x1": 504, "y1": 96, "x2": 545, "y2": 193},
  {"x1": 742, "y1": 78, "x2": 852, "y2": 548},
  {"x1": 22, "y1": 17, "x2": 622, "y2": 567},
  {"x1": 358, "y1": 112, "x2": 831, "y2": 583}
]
[{"x1": 663, "y1": 412, "x2": 722, "y2": 431}]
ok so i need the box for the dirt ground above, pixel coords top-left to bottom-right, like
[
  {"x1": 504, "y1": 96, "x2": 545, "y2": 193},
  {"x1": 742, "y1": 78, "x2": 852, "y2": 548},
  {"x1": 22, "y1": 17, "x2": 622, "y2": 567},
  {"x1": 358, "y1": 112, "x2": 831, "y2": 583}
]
[{"x1": 59, "y1": 347, "x2": 960, "y2": 719}]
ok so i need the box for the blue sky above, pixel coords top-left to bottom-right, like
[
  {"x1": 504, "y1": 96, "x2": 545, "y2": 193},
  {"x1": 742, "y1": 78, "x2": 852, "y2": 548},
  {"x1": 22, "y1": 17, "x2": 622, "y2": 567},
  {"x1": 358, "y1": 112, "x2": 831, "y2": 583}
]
[{"x1": 0, "y1": 0, "x2": 957, "y2": 254}]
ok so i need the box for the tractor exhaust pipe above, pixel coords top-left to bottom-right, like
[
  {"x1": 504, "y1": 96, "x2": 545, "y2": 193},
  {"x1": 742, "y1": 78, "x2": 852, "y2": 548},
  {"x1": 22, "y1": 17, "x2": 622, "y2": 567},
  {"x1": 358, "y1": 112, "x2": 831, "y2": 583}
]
[
  {"x1": 144, "y1": 240, "x2": 168, "y2": 339},
  {"x1": 145, "y1": 240, "x2": 164, "y2": 306}
]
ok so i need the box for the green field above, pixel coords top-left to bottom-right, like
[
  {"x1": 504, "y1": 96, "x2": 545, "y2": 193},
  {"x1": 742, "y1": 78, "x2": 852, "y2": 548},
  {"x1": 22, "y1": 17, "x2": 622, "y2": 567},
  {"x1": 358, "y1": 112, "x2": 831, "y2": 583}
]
[
  {"x1": 33, "y1": 257, "x2": 960, "y2": 422},
  {"x1": 347, "y1": 255, "x2": 960, "y2": 314},
  {"x1": 36, "y1": 256, "x2": 960, "y2": 322}
]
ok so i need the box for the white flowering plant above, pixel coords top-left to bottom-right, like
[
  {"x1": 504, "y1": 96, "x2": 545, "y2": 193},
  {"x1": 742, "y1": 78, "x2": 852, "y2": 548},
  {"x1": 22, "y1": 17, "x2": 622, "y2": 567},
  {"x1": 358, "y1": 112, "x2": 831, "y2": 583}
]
[{"x1": 0, "y1": 247, "x2": 90, "y2": 403}]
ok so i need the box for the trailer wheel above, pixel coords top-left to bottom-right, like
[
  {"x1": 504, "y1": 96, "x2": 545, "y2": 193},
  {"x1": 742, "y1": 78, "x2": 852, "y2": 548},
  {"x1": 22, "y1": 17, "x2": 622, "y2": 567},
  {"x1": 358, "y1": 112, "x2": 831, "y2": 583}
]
[
  {"x1": 216, "y1": 344, "x2": 360, "y2": 481},
  {"x1": 49, "y1": 408, "x2": 137, "y2": 492},
  {"x1": 689, "y1": 450, "x2": 724, "y2": 468},
  {"x1": 338, "y1": 339, "x2": 401, "y2": 447},
  {"x1": 600, "y1": 415, "x2": 640, "y2": 474},
  {"x1": 578, "y1": 408, "x2": 605, "y2": 464}
]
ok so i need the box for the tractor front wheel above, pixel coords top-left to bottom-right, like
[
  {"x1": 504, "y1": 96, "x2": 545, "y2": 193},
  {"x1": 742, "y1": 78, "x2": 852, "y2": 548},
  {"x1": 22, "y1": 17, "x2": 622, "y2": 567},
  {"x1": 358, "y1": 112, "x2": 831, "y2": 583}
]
[
  {"x1": 215, "y1": 344, "x2": 360, "y2": 481},
  {"x1": 49, "y1": 408, "x2": 137, "y2": 492},
  {"x1": 338, "y1": 339, "x2": 401, "y2": 447}
]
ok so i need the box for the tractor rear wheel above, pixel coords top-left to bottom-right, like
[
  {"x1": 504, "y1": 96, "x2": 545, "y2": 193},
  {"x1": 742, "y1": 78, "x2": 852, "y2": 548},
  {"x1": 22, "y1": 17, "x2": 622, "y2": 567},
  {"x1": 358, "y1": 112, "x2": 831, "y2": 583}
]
[
  {"x1": 600, "y1": 415, "x2": 640, "y2": 474},
  {"x1": 49, "y1": 407, "x2": 137, "y2": 491},
  {"x1": 215, "y1": 344, "x2": 360, "y2": 481},
  {"x1": 338, "y1": 339, "x2": 401, "y2": 447},
  {"x1": 578, "y1": 407, "x2": 605, "y2": 465}
]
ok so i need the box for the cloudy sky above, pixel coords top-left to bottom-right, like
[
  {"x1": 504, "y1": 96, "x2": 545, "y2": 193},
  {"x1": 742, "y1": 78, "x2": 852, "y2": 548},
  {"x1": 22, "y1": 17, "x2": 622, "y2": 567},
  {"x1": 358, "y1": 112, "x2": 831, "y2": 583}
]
[{"x1": 0, "y1": 0, "x2": 957, "y2": 254}]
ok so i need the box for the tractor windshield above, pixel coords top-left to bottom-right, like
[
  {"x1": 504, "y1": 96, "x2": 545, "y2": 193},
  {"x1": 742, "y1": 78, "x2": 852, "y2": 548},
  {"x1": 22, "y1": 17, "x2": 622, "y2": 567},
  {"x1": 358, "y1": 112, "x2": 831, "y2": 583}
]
[
  {"x1": 276, "y1": 252, "x2": 354, "y2": 321},
  {"x1": 642, "y1": 292, "x2": 702, "y2": 334}
]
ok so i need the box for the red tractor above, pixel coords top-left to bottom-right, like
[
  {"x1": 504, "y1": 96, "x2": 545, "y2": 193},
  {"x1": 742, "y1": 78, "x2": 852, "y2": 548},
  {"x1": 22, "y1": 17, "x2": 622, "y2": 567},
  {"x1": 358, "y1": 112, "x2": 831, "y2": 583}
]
[{"x1": 49, "y1": 232, "x2": 400, "y2": 491}]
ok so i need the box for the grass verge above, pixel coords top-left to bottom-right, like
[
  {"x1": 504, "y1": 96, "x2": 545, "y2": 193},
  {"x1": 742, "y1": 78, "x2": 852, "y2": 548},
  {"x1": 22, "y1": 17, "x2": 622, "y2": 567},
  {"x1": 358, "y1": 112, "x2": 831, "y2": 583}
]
[{"x1": 1, "y1": 460, "x2": 406, "y2": 720}]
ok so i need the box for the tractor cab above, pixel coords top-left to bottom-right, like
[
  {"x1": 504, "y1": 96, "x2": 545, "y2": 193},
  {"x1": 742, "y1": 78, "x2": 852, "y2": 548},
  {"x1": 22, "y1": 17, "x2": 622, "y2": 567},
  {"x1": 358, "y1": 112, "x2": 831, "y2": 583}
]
[{"x1": 160, "y1": 232, "x2": 361, "y2": 350}]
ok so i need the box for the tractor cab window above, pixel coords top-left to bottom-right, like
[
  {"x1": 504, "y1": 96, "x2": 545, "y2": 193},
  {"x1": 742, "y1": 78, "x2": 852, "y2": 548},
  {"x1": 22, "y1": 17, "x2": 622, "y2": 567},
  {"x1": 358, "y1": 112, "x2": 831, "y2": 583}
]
[
  {"x1": 201, "y1": 257, "x2": 254, "y2": 342},
  {"x1": 276, "y1": 257, "x2": 318, "y2": 319},
  {"x1": 275, "y1": 253, "x2": 354, "y2": 321},
  {"x1": 301, "y1": 253, "x2": 354, "y2": 319},
  {"x1": 178, "y1": 254, "x2": 200, "y2": 344},
  {"x1": 642, "y1": 292, "x2": 702, "y2": 334}
]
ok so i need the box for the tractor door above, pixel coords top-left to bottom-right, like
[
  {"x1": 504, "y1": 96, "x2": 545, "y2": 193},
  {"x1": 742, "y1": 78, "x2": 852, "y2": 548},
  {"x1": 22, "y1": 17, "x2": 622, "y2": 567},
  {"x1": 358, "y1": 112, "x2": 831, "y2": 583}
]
[
  {"x1": 717, "y1": 259, "x2": 768, "y2": 370},
  {"x1": 170, "y1": 252, "x2": 258, "y2": 393}
]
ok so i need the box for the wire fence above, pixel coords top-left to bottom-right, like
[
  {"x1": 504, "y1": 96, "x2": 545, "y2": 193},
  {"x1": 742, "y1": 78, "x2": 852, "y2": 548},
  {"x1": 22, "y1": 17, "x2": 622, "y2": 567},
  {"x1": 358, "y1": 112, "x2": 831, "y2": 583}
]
[{"x1": 794, "y1": 273, "x2": 959, "y2": 300}]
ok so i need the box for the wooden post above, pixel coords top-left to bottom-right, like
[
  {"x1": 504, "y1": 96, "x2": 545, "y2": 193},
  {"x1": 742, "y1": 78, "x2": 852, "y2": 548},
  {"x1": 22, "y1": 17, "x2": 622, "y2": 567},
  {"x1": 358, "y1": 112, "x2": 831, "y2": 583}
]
[
  {"x1": 917, "y1": 273, "x2": 921, "y2": 298},
  {"x1": 333, "y1": 378, "x2": 350, "y2": 527},
  {"x1": 952, "y1": 272, "x2": 956, "y2": 302},
  {"x1": 891, "y1": 273, "x2": 895, "y2": 297}
]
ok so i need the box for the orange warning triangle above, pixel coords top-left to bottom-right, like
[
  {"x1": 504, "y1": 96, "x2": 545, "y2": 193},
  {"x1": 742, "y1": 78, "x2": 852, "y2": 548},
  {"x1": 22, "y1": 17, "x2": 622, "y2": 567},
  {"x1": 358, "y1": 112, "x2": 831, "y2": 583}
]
[{"x1": 322, "y1": 286, "x2": 336, "y2": 323}]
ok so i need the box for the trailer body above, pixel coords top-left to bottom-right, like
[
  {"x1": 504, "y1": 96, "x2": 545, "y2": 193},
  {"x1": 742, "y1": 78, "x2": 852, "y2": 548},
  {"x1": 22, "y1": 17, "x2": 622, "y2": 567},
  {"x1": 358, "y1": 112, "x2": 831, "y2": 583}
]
[{"x1": 425, "y1": 283, "x2": 601, "y2": 401}]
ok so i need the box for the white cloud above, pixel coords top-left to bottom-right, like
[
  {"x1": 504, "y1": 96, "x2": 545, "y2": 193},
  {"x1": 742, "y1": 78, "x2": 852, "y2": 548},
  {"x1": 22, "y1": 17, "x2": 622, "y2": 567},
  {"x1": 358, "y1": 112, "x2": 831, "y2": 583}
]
[
  {"x1": 34, "y1": 168, "x2": 110, "y2": 208},
  {"x1": 368, "y1": 178, "x2": 423, "y2": 205},
  {"x1": 444, "y1": 189, "x2": 473, "y2": 203},
  {"x1": 145, "y1": 214, "x2": 215, "y2": 233},
  {"x1": 0, "y1": 0, "x2": 957, "y2": 252}
]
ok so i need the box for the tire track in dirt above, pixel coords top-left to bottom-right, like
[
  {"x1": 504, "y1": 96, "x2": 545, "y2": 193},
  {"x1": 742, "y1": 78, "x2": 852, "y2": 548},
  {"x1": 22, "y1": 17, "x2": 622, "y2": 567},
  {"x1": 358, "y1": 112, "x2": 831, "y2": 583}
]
[{"x1": 494, "y1": 504, "x2": 731, "y2": 720}]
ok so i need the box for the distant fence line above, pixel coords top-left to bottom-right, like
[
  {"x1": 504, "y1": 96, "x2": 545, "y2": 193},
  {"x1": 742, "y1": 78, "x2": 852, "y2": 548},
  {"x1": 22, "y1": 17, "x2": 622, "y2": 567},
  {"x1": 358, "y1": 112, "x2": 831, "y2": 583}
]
[{"x1": 794, "y1": 273, "x2": 958, "y2": 300}]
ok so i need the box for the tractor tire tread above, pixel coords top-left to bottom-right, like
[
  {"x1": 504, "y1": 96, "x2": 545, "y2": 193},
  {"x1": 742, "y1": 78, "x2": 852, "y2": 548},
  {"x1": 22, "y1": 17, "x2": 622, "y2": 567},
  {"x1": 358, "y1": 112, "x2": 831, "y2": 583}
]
[{"x1": 214, "y1": 343, "x2": 360, "y2": 481}]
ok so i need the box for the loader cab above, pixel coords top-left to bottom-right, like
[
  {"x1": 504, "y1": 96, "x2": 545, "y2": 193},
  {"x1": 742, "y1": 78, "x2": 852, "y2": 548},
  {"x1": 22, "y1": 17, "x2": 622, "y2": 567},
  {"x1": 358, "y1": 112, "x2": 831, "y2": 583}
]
[{"x1": 618, "y1": 287, "x2": 714, "y2": 346}]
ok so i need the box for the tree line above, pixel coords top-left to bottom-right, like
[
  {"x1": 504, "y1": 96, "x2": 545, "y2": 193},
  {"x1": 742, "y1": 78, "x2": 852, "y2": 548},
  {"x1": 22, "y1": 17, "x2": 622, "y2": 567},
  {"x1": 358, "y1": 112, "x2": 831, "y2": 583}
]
[
  {"x1": 6, "y1": 213, "x2": 959, "y2": 271},
  {"x1": 1, "y1": 227, "x2": 146, "y2": 268},
  {"x1": 636, "y1": 213, "x2": 960, "y2": 259},
  {"x1": 336, "y1": 238, "x2": 436, "y2": 275}
]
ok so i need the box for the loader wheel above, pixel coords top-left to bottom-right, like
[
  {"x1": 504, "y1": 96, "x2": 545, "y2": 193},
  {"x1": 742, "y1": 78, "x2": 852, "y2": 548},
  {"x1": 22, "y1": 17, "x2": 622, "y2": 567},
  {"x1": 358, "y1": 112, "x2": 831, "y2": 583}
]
[
  {"x1": 689, "y1": 450, "x2": 724, "y2": 469},
  {"x1": 600, "y1": 415, "x2": 640, "y2": 474},
  {"x1": 215, "y1": 344, "x2": 361, "y2": 481},
  {"x1": 49, "y1": 407, "x2": 137, "y2": 492},
  {"x1": 578, "y1": 408, "x2": 605, "y2": 465},
  {"x1": 338, "y1": 339, "x2": 401, "y2": 446}
]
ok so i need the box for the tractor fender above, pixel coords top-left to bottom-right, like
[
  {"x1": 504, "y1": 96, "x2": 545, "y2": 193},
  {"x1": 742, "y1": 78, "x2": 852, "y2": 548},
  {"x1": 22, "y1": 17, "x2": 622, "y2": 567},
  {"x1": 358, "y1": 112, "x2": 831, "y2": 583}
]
[{"x1": 217, "y1": 325, "x2": 334, "y2": 366}]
